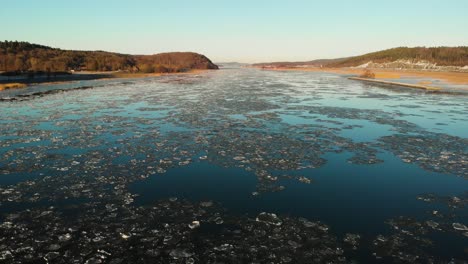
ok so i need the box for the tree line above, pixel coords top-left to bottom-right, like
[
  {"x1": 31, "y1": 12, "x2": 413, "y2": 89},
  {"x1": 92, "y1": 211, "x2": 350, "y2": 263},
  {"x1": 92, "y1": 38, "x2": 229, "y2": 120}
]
[{"x1": 0, "y1": 41, "x2": 218, "y2": 74}]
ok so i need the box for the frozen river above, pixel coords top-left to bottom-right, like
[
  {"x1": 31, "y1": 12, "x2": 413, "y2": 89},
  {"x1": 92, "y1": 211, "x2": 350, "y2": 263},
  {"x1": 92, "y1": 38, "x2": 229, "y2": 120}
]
[{"x1": 0, "y1": 67, "x2": 467, "y2": 263}]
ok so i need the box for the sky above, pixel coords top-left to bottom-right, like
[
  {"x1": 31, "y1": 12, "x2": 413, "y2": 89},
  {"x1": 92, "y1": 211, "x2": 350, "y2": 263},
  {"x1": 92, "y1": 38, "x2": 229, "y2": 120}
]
[{"x1": 1, "y1": 0, "x2": 467, "y2": 63}]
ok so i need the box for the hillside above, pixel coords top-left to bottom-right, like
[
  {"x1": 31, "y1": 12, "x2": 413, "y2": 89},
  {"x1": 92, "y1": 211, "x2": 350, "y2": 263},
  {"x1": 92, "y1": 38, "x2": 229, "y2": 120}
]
[
  {"x1": 134, "y1": 52, "x2": 219, "y2": 73},
  {"x1": 252, "y1": 58, "x2": 346, "y2": 68},
  {"x1": 252, "y1": 47, "x2": 468, "y2": 70},
  {"x1": 0, "y1": 41, "x2": 218, "y2": 74},
  {"x1": 327, "y1": 47, "x2": 468, "y2": 68}
]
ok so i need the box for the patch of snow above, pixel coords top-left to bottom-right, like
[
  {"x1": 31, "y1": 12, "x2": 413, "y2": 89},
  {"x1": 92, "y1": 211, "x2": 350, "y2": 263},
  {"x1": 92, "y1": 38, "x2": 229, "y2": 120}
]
[
  {"x1": 355, "y1": 61, "x2": 372, "y2": 68},
  {"x1": 354, "y1": 60, "x2": 466, "y2": 72}
]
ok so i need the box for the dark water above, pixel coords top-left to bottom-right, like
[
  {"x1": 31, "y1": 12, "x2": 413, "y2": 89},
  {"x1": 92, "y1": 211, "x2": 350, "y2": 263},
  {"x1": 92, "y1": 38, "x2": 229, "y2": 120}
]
[{"x1": 0, "y1": 67, "x2": 467, "y2": 263}]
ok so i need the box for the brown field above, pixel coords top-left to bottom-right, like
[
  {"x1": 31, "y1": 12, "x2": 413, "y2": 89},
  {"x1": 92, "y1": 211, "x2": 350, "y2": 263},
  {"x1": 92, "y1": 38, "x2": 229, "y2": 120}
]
[{"x1": 259, "y1": 67, "x2": 468, "y2": 85}]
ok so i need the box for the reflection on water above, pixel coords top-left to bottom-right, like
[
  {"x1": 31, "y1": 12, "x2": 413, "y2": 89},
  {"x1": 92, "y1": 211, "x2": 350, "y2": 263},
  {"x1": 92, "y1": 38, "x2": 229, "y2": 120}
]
[{"x1": 0, "y1": 68, "x2": 467, "y2": 263}]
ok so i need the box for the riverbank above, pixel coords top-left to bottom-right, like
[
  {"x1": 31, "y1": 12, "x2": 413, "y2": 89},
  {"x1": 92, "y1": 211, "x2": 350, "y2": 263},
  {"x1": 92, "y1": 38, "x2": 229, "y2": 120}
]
[
  {"x1": 0, "y1": 69, "x2": 211, "y2": 91},
  {"x1": 254, "y1": 67, "x2": 468, "y2": 87},
  {"x1": 348, "y1": 77, "x2": 441, "y2": 91},
  {"x1": 109, "y1": 69, "x2": 209, "y2": 79}
]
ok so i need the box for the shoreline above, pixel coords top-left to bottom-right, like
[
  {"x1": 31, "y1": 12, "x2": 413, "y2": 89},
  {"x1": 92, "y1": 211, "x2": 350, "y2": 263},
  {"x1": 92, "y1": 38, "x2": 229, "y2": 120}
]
[
  {"x1": 0, "y1": 69, "x2": 212, "y2": 91},
  {"x1": 253, "y1": 67, "x2": 468, "y2": 86},
  {"x1": 348, "y1": 77, "x2": 441, "y2": 91}
]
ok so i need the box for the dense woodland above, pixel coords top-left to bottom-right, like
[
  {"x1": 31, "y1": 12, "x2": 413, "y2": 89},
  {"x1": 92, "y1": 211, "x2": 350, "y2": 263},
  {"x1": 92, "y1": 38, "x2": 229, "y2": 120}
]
[
  {"x1": 134, "y1": 52, "x2": 220, "y2": 73},
  {"x1": 0, "y1": 41, "x2": 218, "y2": 74}
]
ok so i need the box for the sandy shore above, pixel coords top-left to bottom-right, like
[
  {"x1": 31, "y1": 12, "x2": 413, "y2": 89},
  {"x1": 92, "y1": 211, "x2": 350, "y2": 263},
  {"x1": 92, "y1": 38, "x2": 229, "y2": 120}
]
[
  {"x1": 348, "y1": 77, "x2": 441, "y2": 91},
  {"x1": 257, "y1": 67, "x2": 468, "y2": 86}
]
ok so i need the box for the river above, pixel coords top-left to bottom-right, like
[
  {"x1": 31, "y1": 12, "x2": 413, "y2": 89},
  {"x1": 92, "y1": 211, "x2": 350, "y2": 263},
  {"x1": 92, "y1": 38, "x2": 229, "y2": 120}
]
[{"x1": 0, "y1": 66, "x2": 467, "y2": 263}]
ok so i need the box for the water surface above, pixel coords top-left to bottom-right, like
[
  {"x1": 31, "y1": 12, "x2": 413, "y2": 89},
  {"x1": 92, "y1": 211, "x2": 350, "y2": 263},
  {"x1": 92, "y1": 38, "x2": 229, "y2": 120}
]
[{"x1": 1, "y1": 68, "x2": 467, "y2": 262}]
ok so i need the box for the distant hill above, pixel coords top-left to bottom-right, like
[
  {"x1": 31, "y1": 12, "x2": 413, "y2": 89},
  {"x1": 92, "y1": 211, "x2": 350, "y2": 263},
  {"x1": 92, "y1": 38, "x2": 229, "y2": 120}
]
[
  {"x1": 0, "y1": 41, "x2": 218, "y2": 74},
  {"x1": 327, "y1": 47, "x2": 468, "y2": 67},
  {"x1": 252, "y1": 47, "x2": 468, "y2": 69},
  {"x1": 252, "y1": 58, "x2": 346, "y2": 68}
]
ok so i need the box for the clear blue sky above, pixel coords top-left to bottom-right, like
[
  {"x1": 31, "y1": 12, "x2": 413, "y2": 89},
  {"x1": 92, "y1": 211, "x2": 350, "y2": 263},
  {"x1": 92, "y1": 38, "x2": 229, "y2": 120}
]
[{"x1": 1, "y1": 0, "x2": 467, "y2": 63}]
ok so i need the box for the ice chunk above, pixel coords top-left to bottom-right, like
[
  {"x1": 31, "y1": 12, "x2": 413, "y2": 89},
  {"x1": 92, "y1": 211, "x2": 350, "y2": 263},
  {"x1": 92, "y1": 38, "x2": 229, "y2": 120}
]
[{"x1": 256, "y1": 212, "x2": 282, "y2": 226}]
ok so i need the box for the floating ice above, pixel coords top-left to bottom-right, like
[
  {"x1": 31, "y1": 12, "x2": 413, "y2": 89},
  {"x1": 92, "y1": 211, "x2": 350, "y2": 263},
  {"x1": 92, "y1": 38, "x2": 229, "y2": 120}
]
[{"x1": 256, "y1": 212, "x2": 283, "y2": 226}]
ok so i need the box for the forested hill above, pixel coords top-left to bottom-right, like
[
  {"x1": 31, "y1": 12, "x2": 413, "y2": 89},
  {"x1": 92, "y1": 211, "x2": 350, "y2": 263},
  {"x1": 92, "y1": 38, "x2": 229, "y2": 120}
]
[
  {"x1": 251, "y1": 58, "x2": 346, "y2": 68},
  {"x1": 327, "y1": 47, "x2": 468, "y2": 67},
  {"x1": 0, "y1": 41, "x2": 218, "y2": 73},
  {"x1": 252, "y1": 47, "x2": 468, "y2": 69}
]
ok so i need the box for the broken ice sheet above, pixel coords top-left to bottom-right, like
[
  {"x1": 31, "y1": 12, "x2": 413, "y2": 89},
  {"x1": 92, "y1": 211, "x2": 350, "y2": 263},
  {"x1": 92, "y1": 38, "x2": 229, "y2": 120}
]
[
  {"x1": 0, "y1": 199, "x2": 350, "y2": 263},
  {"x1": 1, "y1": 67, "x2": 468, "y2": 263},
  {"x1": 379, "y1": 133, "x2": 468, "y2": 179}
]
